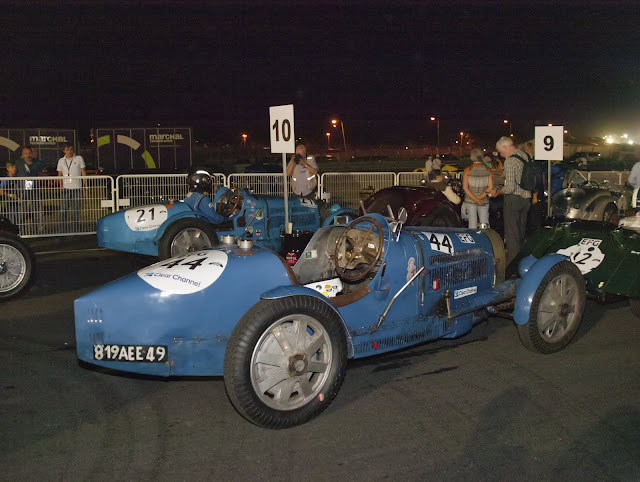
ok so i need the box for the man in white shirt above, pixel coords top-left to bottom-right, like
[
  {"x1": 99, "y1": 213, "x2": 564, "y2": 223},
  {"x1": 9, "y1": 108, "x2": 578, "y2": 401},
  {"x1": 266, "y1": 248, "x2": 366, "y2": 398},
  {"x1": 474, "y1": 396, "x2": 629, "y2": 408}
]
[{"x1": 57, "y1": 143, "x2": 87, "y2": 233}]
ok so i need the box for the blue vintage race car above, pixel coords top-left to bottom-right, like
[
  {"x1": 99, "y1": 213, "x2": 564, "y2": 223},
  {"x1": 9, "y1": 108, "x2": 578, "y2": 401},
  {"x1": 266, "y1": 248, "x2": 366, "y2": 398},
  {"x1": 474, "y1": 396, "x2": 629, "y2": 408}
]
[
  {"x1": 97, "y1": 186, "x2": 356, "y2": 259},
  {"x1": 76, "y1": 212, "x2": 586, "y2": 429}
]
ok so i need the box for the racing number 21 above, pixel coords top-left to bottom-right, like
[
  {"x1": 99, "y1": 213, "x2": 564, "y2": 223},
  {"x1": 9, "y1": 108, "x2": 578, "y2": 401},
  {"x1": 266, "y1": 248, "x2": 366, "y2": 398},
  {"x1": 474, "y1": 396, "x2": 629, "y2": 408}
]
[
  {"x1": 137, "y1": 207, "x2": 155, "y2": 223},
  {"x1": 272, "y1": 119, "x2": 292, "y2": 142}
]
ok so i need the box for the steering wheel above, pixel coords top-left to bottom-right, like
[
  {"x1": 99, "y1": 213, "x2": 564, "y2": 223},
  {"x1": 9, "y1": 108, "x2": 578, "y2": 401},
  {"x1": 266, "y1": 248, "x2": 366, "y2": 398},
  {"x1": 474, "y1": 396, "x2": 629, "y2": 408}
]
[
  {"x1": 334, "y1": 216, "x2": 384, "y2": 282},
  {"x1": 215, "y1": 187, "x2": 241, "y2": 217}
]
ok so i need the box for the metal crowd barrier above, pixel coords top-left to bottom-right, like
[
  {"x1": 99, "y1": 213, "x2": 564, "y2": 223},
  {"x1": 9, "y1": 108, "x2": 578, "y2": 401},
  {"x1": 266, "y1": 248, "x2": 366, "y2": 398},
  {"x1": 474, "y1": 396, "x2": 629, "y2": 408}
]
[
  {"x1": 0, "y1": 175, "x2": 114, "y2": 238},
  {"x1": 320, "y1": 172, "x2": 396, "y2": 209},
  {"x1": 228, "y1": 173, "x2": 288, "y2": 196},
  {"x1": 0, "y1": 169, "x2": 630, "y2": 238},
  {"x1": 227, "y1": 172, "x2": 322, "y2": 197}
]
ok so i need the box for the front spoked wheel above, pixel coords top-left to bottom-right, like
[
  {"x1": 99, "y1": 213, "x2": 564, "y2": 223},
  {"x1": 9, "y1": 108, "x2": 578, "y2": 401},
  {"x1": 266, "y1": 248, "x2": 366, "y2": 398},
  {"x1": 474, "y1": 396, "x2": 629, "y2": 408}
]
[
  {"x1": 224, "y1": 296, "x2": 348, "y2": 429},
  {"x1": 0, "y1": 232, "x2": 35, "y2": 301},
  {"x1": 517, "y1": 260, "x2": 586, "y2": 354}
]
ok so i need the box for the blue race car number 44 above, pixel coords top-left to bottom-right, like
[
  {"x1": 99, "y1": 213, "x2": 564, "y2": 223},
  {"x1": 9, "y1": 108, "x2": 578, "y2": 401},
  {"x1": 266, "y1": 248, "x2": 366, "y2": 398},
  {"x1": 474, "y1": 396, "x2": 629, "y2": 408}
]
[{"x1": 93, "y1": 344, "x2": 168, "y2": 363}]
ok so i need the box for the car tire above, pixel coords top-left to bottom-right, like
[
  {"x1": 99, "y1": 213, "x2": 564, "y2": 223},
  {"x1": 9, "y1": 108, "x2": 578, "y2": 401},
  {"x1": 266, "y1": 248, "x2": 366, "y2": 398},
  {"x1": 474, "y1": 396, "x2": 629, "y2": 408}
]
[
  {"x1": 630, "y1": 298, "x2": 640, "y2": 318},
  {"x1": 0, "y1": 231, "x2": 35, "y2": 301},
  {"x1": 602, "y1": 203, "x2": 617, "y2": 223},
  {"x1": 517, "y1": 260, "x2": 586, "y2": 354},
  {"x1": 157, "y1": 218, "x2": 218, "y2": 260},
  {"x1": 224, "y1": 296, "x2": 348, "y2": 429}
]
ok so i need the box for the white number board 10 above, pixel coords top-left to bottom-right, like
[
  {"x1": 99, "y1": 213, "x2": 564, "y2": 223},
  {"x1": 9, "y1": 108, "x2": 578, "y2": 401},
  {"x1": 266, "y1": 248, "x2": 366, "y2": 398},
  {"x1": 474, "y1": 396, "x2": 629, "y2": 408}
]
[
  {"x1": 269, "y1": 104, "x2": 295, "y2": 154},
  {"x1": 535, "y1": 125, "x2": 564, "y2": 161}
]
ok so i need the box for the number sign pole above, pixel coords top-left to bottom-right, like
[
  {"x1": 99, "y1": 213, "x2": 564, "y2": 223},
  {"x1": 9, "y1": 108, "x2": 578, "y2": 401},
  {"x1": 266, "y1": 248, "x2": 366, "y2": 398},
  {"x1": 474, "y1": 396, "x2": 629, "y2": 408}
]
[
  {"x1": 269, "y1": 104, "x2": 295, "y2": 234},
  {"x1": 535, "y1": 125, "x2": 564, "y2": 217}
]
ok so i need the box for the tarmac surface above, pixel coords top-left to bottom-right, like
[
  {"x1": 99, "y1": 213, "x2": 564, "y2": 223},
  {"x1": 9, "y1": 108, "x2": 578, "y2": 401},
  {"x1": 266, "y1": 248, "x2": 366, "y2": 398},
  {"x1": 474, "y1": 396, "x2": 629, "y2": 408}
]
[{"x1": 1, "y1": 237, "x2": 639, "y2": 480}]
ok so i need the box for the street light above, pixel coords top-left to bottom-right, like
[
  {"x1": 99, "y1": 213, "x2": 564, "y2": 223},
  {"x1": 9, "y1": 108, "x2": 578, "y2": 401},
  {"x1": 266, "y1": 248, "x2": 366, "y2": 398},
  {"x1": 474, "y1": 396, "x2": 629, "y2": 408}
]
[
  {"x1": 331, "y1": 119, "x2": 348, "y2": 160},
  {"x1": 459, "y1": 131, "x2": 464, "y2": 155},
  {"x1": 241, "y1": 133, "x2": 247, "y2": 148},
  {"x1": 503, "y1": 119, "x2": 512, "y2": 137},
  {"x1": 326, "y1": 132, "x2": 331, "y2": 149},
  {"x1": 430, "y1": 116, "x2": 440, "y2": 154}
]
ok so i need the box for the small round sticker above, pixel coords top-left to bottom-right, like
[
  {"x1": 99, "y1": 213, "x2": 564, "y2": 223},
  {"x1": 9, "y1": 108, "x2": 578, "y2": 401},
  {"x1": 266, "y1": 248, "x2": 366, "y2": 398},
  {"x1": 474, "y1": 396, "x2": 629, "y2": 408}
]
[
  {"x1": 137, "y1": 250, "x2": 228, "y2": 294},
  {"x1": 556, "y1": 239, "x2": 605, "y2": 275},
  {"x1": 125, "y1": 205, "x2": 168, "y2": 231}
]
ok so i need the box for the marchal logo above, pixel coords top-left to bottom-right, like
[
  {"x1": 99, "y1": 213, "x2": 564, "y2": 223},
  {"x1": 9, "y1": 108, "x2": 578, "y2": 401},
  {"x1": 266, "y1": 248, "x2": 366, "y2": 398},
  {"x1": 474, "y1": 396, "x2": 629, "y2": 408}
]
[
  {"x1": 29, "y1": 135, "x2": 68, "y2": 145},
  {"x1": 149, "y1": 133, "x2": 184, "y2": 143}
]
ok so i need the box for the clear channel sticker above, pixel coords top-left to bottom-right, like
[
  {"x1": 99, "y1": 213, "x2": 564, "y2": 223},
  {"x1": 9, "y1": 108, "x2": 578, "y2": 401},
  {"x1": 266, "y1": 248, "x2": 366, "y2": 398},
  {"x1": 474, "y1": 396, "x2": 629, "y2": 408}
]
[
  {"x1": 125, "y1": 205, "x2": 168, "y2": 231},
  {"x1": 137, "y1": 250, "x2": 228, "y2": 294}
]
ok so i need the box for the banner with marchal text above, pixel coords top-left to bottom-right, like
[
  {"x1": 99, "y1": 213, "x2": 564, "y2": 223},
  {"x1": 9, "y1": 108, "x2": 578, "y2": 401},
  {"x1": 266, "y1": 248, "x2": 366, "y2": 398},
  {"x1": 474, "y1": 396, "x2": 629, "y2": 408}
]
[
  {"x1": 0, "y1": 128, "x2": 76, "y2": 167},
  {"x1": 96, "y1": 127, "x2": 192, "y2": 172}
]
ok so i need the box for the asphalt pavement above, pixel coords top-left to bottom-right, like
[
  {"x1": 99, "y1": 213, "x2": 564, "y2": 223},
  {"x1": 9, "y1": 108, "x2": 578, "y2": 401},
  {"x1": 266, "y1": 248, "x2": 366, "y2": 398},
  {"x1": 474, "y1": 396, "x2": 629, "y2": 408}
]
[{"x1": 1, "y1": 243, "x2": 639, "y2": 480}]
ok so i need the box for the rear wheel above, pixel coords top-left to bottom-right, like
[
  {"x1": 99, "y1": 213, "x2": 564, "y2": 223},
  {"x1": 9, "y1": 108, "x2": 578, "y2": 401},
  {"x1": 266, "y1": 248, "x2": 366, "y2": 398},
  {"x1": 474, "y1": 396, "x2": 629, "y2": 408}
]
[
  {"x1": 224, "y1": 296, "x2": 348, "y2": 429},
  {"x1": 158, "y1": 218, "x2": 218, "y2": 260},
  {"x1": 517, "y1": 260, "x2": 586, "y2": 354},
  {"x1": 0, "y1": 232, "x2": 35, "y2": 301}
]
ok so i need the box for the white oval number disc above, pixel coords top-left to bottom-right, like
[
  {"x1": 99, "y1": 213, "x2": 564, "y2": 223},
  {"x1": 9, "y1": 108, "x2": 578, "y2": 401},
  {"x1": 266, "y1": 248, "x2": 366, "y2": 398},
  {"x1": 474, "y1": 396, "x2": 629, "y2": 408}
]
[
  {"x1": 137, "y1": 250, "x2": 228, "y2": 294},
  {"x1": 125, "y1": 205, "x2": 168, "y2": 231},
  {"x1": 556, "y1": 238, "x2": 605, "y2": 274}
]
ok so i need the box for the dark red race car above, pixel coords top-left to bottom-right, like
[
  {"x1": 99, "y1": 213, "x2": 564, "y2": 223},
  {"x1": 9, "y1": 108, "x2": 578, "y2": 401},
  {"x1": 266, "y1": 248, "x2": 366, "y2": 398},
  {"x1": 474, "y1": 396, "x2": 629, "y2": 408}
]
[{"x1": 360, "y1": 185, "x2": 463, "y2": 227}]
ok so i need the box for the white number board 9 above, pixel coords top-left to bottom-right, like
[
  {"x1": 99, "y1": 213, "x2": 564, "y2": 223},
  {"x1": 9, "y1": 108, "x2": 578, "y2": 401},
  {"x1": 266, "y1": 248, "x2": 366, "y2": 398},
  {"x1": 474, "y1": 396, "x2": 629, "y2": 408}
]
[
  {"x1": 535, "y1": 125, "x2": 564, "y2": 161},
  {"x1": 269, "y1": 104, "x2": 295, "y2": 154}
]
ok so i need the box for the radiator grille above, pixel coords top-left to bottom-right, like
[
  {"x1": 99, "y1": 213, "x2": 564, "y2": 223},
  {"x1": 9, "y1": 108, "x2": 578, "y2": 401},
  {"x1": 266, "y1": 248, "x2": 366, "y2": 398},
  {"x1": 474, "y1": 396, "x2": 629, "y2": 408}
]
[
  {"x1": 430, "y1": 256, "x2": 489, "y2": 286},
  {"x1": 430, "y1": 248, "x2": 483, "y2": 265}
]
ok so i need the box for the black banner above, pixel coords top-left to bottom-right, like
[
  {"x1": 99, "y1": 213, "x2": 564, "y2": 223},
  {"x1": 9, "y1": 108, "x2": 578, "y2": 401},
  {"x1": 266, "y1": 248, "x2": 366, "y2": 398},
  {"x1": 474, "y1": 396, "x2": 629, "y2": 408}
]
[
  {"x1": 0, "y1": 129, "x2": 76, "y2": 167},
  {"x1": 96, "y1": 127, "x2": 192, "y2": 172}
]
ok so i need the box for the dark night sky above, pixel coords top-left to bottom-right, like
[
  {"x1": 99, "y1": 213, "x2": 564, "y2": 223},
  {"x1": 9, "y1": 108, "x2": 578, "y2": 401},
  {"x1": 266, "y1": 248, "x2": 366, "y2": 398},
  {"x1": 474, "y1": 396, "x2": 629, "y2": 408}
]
[{"x1": 2, "y1": 1, "x2": 640, "y2": 147}]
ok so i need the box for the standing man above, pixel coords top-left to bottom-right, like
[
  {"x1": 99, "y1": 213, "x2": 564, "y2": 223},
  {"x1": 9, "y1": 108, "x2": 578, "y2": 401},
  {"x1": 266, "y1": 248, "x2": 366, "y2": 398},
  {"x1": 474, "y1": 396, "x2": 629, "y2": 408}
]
[
  {"x1": 490, "y1": 136, "x2": 532, "y2": 265},
  {"x1": 16, "y1": 145, "x2": 42, "y2": 234},
  {"x1": 16, "y1": 145, "x2": 42, "y2": 177},
  {"x1": 57, "y1": 142, "x2": 87, "y2": 233},
  {"x1": 286, "y1": 144, "x2": 318, "y2": 198}
]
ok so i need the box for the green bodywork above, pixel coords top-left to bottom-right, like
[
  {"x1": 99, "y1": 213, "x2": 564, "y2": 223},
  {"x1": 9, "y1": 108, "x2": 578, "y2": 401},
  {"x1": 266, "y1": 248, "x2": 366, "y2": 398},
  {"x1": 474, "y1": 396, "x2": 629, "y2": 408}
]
[{"x1": 510, "y1": 221, "x2": 640, "y2": 299}]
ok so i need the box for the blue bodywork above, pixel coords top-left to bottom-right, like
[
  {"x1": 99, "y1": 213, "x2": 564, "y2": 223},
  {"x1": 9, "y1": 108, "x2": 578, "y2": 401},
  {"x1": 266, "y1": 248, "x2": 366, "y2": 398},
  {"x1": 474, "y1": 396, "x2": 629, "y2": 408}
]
[
  {"x1": 75, "y1": 214, "x2": 566, "y2": 377},
  {"x1": 97, "y1": 186, "x2": 355, "y2": 256}
]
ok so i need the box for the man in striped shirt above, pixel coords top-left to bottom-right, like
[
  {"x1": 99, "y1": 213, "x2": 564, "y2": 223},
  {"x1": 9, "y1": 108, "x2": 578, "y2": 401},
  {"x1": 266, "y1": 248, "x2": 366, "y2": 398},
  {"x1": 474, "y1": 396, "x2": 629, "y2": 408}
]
[{"x1": 490, "y1": 136, "x2": 532, "y2": 265}]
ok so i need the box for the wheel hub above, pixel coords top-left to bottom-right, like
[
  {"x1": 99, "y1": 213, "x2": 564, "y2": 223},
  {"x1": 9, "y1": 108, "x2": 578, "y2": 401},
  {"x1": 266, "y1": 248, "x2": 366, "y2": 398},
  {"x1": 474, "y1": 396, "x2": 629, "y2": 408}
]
[
  {"x1": 559, "y1": 303, "x2": 569, "y2": 318},
  {"x1": 289, "y1": 354, "x2": 308, "y2": 376},
  {"x1": 0, "y1": 259, "x2": 6, "y2": 274}
]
